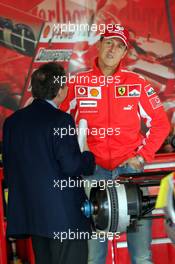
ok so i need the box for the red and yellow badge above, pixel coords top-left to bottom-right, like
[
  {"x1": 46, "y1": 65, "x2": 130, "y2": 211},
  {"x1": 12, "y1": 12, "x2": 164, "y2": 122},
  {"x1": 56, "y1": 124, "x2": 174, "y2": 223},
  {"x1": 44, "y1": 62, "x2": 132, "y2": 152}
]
[
  {"x1": 90, "y1": 88, "x2": 99, "y2": 97},
  {"x1": 115, "y1": 86, "x2": 128, "y2": 97}
]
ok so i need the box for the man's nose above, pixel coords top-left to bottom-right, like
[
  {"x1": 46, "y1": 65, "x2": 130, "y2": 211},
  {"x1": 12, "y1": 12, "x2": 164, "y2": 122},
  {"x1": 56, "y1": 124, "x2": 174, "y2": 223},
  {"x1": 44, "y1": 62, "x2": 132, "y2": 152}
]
[{"x1": 109, "y1": 43, "x2": 116, "y2": 52}]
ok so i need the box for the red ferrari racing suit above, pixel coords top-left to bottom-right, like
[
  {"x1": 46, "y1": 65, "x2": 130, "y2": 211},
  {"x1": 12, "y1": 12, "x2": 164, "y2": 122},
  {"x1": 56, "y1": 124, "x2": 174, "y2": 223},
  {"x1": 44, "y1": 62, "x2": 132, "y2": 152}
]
[{"x1": 60, "y1": 59, "x2": 170, "y2": 170}]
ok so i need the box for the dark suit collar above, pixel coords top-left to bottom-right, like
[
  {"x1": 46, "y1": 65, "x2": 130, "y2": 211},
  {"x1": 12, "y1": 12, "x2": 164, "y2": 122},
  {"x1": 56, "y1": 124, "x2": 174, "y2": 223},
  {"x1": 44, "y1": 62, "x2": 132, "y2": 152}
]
[{"x1": 32, "y1": 99, "x2": 58, "y2": 110}]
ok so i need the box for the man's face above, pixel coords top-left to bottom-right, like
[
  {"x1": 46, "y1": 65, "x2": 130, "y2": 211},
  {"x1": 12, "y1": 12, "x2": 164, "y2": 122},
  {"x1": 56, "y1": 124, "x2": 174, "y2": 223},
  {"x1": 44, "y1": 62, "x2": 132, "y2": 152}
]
[
  {"x1": 57, "y1": 85, "x2": 68, "y2": 105},
  {"x1": 98, "y1": 38, "x2": 127, "y2": 68},
  {"x1": 60, "y1": 85, "x2": 68, "y2": 103}
]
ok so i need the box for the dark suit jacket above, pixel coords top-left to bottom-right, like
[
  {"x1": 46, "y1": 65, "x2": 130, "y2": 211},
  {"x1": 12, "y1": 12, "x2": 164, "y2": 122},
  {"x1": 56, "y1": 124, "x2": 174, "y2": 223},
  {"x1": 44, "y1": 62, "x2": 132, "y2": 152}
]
[{"x1": 2, "y1": 99, "x2": 95, "y2": 238}]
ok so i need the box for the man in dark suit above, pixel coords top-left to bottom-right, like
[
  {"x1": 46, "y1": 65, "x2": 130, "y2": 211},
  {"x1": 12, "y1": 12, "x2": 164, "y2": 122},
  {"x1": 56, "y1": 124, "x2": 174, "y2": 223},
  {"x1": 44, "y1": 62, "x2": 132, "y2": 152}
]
[{"x1": 2, "y1": 62, "x2": 95, "y2": 264}]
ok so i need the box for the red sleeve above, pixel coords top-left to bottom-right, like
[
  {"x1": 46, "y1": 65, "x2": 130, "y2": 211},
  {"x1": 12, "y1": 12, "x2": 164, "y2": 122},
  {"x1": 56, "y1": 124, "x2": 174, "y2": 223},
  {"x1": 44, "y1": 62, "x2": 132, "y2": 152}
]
[{"x1": 137, "y1": 80, "x2": 170, "y2": 161}]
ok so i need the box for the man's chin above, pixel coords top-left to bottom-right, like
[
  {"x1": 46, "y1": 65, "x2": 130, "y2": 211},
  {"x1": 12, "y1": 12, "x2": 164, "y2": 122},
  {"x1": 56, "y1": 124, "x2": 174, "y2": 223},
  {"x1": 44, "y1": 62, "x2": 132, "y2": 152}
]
[{"x1": 105, "y1": 61, "x2": 118, "y2": 68}]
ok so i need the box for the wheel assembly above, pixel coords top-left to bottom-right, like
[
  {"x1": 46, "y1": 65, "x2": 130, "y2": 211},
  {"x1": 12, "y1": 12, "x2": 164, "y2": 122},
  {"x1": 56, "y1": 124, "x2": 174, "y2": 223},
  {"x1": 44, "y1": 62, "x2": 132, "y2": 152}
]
[{"x1": 82, "y1": 180, "x2": 156, "y2": 233}]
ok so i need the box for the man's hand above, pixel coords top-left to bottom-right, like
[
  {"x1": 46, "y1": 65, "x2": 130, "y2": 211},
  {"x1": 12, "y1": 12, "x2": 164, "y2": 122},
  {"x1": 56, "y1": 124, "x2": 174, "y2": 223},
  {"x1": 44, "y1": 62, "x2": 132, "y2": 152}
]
[{"x1": 120, "y1": 156, "x2": 144, "y2": 170}]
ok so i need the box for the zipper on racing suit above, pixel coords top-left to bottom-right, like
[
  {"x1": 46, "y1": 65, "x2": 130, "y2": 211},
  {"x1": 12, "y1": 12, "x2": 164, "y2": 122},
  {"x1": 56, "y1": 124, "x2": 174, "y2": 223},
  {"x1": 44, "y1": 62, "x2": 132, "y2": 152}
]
[{"x1": 107, "y1": 81, "x2": 112, "y2": 170}]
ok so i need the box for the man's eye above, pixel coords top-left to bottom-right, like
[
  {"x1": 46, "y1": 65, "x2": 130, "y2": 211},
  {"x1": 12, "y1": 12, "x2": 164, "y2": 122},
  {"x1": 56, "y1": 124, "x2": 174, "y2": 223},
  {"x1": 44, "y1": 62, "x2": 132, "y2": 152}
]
[{"x1": 106, "y1": 40, "x2": 112, "y2": 45}]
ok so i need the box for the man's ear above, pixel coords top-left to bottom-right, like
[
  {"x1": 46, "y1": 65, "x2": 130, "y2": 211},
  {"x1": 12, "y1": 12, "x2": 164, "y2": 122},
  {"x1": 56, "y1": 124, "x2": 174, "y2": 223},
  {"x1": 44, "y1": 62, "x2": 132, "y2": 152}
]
[
  {"x1": 53, "y1": 88, "x2": 63, "y2": 105},
  {"x1": 58, "y1": 88, "x2": 62, "y2": 96},
  {"x1": 58, "y1": 87, "x2": 65, "y2": 97}
]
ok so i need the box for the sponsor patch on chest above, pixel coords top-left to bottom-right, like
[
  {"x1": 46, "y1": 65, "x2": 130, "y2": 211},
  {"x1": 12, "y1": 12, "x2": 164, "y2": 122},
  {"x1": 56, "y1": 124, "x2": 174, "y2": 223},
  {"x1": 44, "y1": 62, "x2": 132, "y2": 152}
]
[
  {"x1": 144, "y1": 85, "x2": 156, "y2": 97},
  {"x1": 123, "y1": 104, "x2": 134, "y2": 110},
  {"x1": 115, "y1": 84, "x2": 141, "y2": 98},
  {"x1": 75, "y1": 86, "x2": 101, "y2": 99},
  {"x1": 149, "y1": 96, "x2": 162, "y2": 109},
  {"x1": 79, "y1": 100, "x2": 97, "y2": 107}
]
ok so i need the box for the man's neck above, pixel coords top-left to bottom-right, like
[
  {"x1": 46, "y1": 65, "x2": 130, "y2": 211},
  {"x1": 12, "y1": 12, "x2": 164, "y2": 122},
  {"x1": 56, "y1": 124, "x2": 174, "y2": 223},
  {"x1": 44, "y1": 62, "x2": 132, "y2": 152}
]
[
  {"x1": 98, "y1": 59, "x2": 118, "y2": 76},
  {"x1": 46, "y1": 99, "x2": 58, "y2": 108},
  {"x1": 53, "y1": 97, "x2": 60, "y2": 107}
]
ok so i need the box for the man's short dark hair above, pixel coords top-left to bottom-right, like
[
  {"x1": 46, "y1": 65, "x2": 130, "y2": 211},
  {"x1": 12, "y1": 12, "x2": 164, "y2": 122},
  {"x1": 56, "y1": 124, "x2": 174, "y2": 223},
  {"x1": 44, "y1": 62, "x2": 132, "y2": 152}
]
[{"x1": 31, "y1": 62, "x2": 66, "y2": 100}]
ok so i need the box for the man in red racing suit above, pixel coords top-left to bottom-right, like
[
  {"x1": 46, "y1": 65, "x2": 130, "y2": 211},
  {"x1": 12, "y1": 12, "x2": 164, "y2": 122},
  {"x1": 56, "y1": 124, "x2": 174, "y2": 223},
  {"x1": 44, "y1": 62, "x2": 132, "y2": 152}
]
[{"x1": 60, "y1": 25, "x2": 170, "y2": 264}]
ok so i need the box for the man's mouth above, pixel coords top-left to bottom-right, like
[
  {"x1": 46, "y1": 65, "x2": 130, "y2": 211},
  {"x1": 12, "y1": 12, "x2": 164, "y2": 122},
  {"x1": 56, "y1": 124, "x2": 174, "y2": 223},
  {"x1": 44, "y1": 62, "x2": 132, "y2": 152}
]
[{"x1": 106, "y1": 53, "x2": 114, "y2": 59}]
